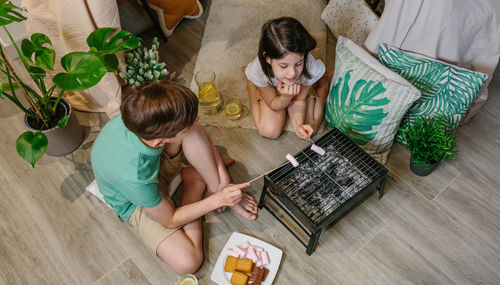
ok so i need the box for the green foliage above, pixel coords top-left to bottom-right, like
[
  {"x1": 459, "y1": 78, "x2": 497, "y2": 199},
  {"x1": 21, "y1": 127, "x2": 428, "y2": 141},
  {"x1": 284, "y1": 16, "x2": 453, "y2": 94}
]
[
  {"x1": 325, "y1": 70, "x2": 389, "y2": 146},
  {"x1": 0, "y1": 0, "x2": 140, "y2": 166},
  {"x1": 120, "y1": 37, "x2": 168, "y2": 87},
  {"x1": 16, "y1": 131, "x2": 47, "y2": 168},
  {"x1": 399, "y1": 116, "x2": 458, "y2": 165}
]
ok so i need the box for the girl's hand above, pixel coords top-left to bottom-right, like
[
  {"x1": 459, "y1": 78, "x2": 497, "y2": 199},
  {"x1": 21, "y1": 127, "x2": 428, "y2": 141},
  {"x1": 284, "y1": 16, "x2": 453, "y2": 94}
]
[
  {"x1": 214, "y1": 182, "x2": 248, "y2": 207},
  {"x1": 295, "y1": 124, "x2": 314, "y2": 139},
  {"x1": 277, "y1": 81, "x2": 301, "y2": 98}
]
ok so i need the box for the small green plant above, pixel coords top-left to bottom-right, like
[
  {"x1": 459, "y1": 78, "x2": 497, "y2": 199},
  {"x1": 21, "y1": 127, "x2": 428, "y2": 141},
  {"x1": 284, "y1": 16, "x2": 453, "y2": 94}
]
[
  {"x1": 0, "y1": 0, "x2": 140, "y2": 166},
  {"x1": 120, "y1": 37, "x2": 168, "y2": 87},
  {"x1": 399, "y1": 116, "x2": 458, "y2": 165}
]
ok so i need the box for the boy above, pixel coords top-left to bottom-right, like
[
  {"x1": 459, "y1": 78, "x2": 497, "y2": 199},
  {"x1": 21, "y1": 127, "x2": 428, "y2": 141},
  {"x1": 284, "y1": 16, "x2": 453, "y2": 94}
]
[{"x1": 91, "y1": 80, "x2": 258, "y2": 274}]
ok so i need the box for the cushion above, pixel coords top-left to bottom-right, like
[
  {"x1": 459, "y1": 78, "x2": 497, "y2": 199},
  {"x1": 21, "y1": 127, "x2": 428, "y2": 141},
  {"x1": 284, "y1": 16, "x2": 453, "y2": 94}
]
[
  {"x1": 325, "y1": 36, "x2": 421, "y2": 164},
  {"x1": 144, "y1": 0, "x2": 203, "y2": 37},
  {"x1": 321, "y1": 0, "x2": 379, "y2": 46},
  {"x1": 377, "y1": 44, "x2": 488, "y2": 143}
]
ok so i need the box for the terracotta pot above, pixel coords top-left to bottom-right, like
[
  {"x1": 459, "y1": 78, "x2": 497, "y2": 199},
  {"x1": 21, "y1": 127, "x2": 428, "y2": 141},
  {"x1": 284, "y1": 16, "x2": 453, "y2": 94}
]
[
  {"x1": 410, "y1": 154, "x2": 440, "y2": 176},
  {"x1": 24, "y1": 98, "x2": 84, "y2": 156}
]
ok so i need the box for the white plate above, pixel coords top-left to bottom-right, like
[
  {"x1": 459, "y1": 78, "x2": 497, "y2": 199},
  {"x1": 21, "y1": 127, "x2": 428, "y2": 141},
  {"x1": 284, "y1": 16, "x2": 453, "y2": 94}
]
[{"x1": 210, "y1": 232, "x2": 283, "y2": 285}]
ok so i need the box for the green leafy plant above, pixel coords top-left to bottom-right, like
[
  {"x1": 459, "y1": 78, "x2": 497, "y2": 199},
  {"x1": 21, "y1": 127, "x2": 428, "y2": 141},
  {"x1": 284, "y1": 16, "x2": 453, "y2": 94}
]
[
  {"x1": 120, "y1": 37, "x2": 168, "y2": 87},
  {"x1": 398, "y1": 116, "x2": 458, "y2": 165},
  {"x1": 0, "y1": 0, "x2": 140, "y2": 166}
]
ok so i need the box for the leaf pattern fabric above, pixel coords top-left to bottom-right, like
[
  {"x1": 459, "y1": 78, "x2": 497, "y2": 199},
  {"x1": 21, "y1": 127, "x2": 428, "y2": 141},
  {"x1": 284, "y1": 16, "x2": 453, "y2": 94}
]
[
  {"x1": 325, "y1": 37, "x2": 421, "y2": 164},
  {"x1": 377, "y1": 44, "x2": 488, "y2": 143}
]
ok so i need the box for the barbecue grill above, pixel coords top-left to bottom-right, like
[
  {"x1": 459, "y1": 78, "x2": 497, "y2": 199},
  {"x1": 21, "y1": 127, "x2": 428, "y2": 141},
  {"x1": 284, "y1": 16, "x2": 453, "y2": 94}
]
[{"x1": 258, "y1": 127, "x2": 388, "y2": 255}]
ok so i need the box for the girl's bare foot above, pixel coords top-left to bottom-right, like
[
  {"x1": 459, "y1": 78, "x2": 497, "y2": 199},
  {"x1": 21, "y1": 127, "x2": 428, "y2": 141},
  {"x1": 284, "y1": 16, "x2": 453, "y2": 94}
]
[{"x1": 231, "y1": 193, "x2": 258, "y2": 221}]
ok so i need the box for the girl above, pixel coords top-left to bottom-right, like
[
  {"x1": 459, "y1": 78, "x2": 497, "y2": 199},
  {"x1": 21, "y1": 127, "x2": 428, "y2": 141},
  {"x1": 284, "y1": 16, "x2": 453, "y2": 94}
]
[{"x1": 245, "y1": 17, "x2": 331, "y2": 139}]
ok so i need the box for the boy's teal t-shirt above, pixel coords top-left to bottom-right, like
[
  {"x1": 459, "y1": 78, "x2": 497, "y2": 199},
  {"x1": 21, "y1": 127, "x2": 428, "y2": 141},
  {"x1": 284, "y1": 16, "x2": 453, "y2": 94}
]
[{"x1": 91, "y1": 115, "x2": 163, "y2": 221}]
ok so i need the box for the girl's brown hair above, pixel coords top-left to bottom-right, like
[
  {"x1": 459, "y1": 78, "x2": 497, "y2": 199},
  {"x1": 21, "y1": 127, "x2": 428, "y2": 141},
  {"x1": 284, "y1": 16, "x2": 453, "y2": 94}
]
[
  {"x1": 121, "y1": 80, "x2": 198, "y2": 140},
  {"x1": 258, "y1": 17, "x2": 317, "y2": 83}
]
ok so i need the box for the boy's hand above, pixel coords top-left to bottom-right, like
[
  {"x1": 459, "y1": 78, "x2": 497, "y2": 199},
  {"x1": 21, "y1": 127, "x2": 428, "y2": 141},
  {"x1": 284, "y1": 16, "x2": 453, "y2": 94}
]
[
  {"x1": 295, "y1": 124, "x2": 314, "y2": 139},
  {"x1": 277, "y1": 81, "x2": 301, "y2": 98},
  {"x1": 215, "y1": 182, "x2": 249, "y2": 207}
]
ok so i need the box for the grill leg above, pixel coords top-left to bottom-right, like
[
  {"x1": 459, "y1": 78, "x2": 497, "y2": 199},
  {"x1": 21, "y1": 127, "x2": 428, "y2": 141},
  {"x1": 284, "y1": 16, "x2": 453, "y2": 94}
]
[
  {"x1": 306, "y1": 230, "x2": 321, "y2": 255},
  {"x1": 377, "y1": 177, "x2": 386, "y2": 199},
  {"x1": 258, "y1": 184, "x2": 267, "y2": 209}
]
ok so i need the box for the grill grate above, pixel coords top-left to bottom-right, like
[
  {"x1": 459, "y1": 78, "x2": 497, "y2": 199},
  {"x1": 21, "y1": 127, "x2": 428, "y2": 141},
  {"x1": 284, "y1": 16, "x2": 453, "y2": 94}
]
[{"x1": 259, "y1": 127, "x2": 388, "y2": 255}]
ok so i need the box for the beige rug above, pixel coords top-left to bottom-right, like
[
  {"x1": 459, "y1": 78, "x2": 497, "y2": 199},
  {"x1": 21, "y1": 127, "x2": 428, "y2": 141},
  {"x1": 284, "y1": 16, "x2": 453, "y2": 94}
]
[{"x1": 190, "y1": 0, "x2": 327, "y2": 130}]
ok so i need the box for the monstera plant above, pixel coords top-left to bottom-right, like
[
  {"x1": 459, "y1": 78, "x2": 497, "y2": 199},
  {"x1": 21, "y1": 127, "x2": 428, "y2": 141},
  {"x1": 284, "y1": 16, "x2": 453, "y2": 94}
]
[{"x1": 0, "y1": 0, "x2": 140, "y2": 166}]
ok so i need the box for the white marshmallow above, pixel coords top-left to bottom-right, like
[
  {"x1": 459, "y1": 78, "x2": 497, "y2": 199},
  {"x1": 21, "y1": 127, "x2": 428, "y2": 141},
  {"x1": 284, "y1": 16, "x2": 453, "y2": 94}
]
[
  {"x1": 310, "y1": 144, "x2": 325, "y2": 155},
  {"x1": 286, "y1": 154, "x2": 300, "y2": 167}
]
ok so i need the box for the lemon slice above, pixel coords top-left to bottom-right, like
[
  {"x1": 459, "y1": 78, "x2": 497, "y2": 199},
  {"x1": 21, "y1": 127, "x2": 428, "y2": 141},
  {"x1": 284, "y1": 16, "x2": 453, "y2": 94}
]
[
  {"x1": 225, "y1": 102, "x2": 241, "y2": 116},
  {"x1": 198, "y1": 83, "x2": 219, "y2": 102}
]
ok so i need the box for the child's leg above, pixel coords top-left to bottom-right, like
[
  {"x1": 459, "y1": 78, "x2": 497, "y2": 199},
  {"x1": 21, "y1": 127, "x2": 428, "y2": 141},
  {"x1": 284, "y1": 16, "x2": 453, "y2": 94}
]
[
  {"x1": 156, "y1": 167, "x2": 206, "y2": 274},
  {"x1": 305, "y1": 71, "x2": 333, "y2": 132},
  {"x1": 180, "y1": 120, "x2": 258, "y2": 220},
  {"x1": 181, "y1": 120, "x2": 231, "y2": 194},
  {"x1": 246, "y1": 80, "x2": 286, "y2": 138}
]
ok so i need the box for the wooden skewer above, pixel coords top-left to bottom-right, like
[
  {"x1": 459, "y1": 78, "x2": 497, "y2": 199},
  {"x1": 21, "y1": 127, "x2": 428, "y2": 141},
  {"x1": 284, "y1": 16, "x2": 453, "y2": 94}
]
[{"x1": 248, "y1": 161, "x2": 289, "y2": 184}]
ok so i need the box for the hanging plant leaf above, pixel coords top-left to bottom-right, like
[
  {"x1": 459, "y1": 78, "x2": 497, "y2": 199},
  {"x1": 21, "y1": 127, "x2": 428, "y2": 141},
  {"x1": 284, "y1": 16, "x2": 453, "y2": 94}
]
[
  {"x1": 0, "y1": 76, "x2": 18, "y2": 94},
  {"x1": 57, "y1": 115, "x2": 69, "y2": 128},
  {"x1": 0, "y1": 0, "x2": 26, "y2": 26},
  {"x1": 16, "y1": 131, "x2": 48, "y2": 167},
  {"x1": 102, "y1": 54, "x2": 119, "y2": 72},
  {"x1": 86, "y1": 28, "x2": 140, "y2": 57},
  {"x1": 28, "y1": 65, "x2": 46, "y2": 79},
  {"x1": 21, "y1": 33, "x2": 55, "y2": 70},
  {"x1": 53, "y1": 52, "x2": 107, "y2": 91}
]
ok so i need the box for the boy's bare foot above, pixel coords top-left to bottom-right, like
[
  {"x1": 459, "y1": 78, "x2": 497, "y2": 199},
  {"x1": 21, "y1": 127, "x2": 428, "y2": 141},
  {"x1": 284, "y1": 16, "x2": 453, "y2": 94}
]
[{"x1": 231, "y1": 193, "x2": 258, "y2": 221}]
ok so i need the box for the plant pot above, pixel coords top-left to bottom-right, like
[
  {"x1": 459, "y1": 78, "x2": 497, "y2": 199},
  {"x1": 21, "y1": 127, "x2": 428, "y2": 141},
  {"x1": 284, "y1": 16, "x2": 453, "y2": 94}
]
[
  {"x1": 410, "y1": 154, "x2": 440, "y2": 176},
  {"x1": 25, "y1": 98, "x2": 84, "y2": 156}
]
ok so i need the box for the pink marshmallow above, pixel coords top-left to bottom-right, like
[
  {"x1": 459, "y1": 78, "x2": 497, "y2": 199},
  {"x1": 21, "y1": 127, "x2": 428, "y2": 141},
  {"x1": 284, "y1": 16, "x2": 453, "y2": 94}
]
[
  {"x1": 247, "y1": 246, "x2": 259, "y2": 263},
  {"x1": 255, "y1": 250, "x2": 262, "y2": 261},
  {"x1": 310, "y1": 144, "x2": 325, "y2": 156},
  {"x1": 239, "y1": 241, "x2": 250, "y2": 249},
  {"x1": 256, "y1": 260, "x2": 263, "y2": 267},
  {"x1": 286, "y1": 153, "x2": 299, "y2": 167},
  {"x1": 261, "y1": 251, "x2": 270, "y2": 266},
  {"x1": 252, "y1": 245, "x2": 264, "y2": 252},
  {"x1": 226, "y1": 248, "x2": 239, "y2": 257},
  {"x1": 233, "y1": 246, "x2": 246, "y2": 257}
]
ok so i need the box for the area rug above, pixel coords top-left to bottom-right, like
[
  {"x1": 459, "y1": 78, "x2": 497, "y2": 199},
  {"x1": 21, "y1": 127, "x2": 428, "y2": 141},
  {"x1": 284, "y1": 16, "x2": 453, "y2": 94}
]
[{"x1": 190, "y1": 0, "x2": 327, "y2": 130}]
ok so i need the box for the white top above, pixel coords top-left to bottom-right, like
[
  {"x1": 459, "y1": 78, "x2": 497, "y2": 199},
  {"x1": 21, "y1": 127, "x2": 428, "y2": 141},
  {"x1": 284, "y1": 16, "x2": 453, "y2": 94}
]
[{"x1": 245, "y1": 53, "x2": 325, "y2": 87}]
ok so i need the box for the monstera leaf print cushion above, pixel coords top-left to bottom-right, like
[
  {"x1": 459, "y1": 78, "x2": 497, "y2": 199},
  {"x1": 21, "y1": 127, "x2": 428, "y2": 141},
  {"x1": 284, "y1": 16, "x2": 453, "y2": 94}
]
[
  {"x1": 377, "y1": 44, "x2": 488, "y2": 143},
  {"x1": 325, "y1": 36, "x2": 421, "y2": 164}
]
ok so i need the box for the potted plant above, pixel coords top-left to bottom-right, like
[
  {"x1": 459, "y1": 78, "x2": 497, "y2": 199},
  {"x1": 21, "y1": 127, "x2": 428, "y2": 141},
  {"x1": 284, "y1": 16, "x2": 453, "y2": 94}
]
[
  {"x1": 0, "y1": 0, "x2": 140, "y2": 167},
  {"x1": 120, "y1": 37, "x2": 169, "y2": 87},
  {"x1": 398, "y1": 116, "x2": 458, "y2": 176}
]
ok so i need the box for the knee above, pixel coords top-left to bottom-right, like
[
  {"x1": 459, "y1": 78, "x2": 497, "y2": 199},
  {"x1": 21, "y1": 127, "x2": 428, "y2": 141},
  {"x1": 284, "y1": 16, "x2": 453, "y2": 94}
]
[
  {"x1": 258, "y1": 125, "x2": 282, "y2": 139},
  {"x1": 163, "y1": 249, "x2": 204, "y2": 275}
]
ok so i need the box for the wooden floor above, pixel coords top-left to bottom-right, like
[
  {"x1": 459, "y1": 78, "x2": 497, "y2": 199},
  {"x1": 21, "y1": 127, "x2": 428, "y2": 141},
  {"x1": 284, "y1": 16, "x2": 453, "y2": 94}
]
[{"x1": 2, "y1": 1, "x2": 500, "y2": 284}]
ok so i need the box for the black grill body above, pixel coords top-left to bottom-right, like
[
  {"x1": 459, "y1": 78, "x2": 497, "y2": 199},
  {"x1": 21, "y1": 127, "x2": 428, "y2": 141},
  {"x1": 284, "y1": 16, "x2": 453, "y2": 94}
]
[{"x1": 258, "y1": 128, "x2": 388, "y2": 255}]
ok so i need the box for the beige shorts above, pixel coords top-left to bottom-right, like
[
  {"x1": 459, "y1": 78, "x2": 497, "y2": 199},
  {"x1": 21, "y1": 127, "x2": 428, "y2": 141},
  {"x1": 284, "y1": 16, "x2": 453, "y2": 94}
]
[
  {"x1": 128, "y1": 148, "x2": 184, "y2": 253},
  {"x1": 129, "y1": 203, "x2": 180, "y2": 254}
]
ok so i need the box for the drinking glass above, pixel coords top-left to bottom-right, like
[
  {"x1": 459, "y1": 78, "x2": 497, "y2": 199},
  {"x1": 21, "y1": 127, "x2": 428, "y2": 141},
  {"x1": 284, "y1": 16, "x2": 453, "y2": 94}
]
[
  {"x1": 224, "y1": 97, "x2": 242, "y2": 120},
  {"x1": 194, "y1": 69, "x2": 222, "y2": 115}
]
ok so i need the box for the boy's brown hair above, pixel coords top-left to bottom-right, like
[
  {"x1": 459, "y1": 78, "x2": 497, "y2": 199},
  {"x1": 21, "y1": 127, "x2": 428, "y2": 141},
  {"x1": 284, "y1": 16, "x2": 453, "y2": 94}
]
[{"x1": 121, "y1": 80, "x2": 198, "y2": 140}]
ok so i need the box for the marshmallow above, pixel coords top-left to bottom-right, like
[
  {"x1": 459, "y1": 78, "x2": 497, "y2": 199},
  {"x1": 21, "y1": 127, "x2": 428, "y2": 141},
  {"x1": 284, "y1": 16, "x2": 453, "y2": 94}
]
[
  {"x1": 286, "y1": 154, "x2": 299, "y2": 167},
  {"x1": 239, "y1": 242, "x2": 250, "y2": 249},
  {"x1": 233, "y1": 246, "x2": 246, "y2": 257},
  {"x1": 247, "y1": 246, "x2": 259, "y2": 263},
  {"x1": 310, "y1": 144, "x2": 325, "y2": 156},
  {"x1": 252, "y1": 245, "x2": 264, "y2": 252},
  {"x1": 226, "y1": 248, "x2": 240, "y2": 257},
  {"x1": 261, "y1": 251, "x2": 270, "y2": 266}
]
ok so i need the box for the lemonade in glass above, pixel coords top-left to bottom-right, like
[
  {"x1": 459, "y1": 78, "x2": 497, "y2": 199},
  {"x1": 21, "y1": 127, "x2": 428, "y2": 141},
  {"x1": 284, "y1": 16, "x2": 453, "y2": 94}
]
[{"x1": 195, "y1": 70, "x2": 222, "y2": 115}]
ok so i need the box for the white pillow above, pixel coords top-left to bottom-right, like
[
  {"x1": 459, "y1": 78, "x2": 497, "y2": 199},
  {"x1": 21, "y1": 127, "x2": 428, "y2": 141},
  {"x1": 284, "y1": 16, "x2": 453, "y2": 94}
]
[{"x1": 321, "y1": 0, "x2": 379, "y2": 46}]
